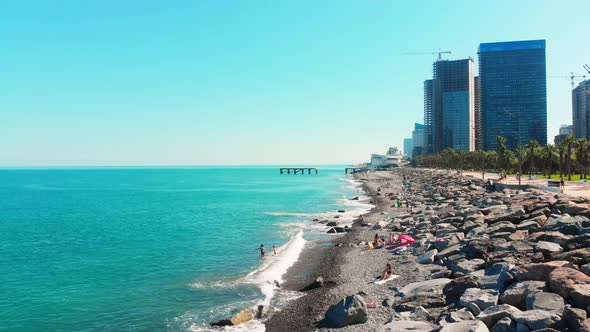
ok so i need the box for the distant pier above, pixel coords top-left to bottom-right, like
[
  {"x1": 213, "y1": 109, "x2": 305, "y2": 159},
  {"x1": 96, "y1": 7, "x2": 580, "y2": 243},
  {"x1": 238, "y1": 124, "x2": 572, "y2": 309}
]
[
  {"x1": 345, "y1": 167, "x2": 368, "y2": 174},
  {"x1": 345, "y1": 167, "x2": 393, "y2": 174},
  {"x1": 280, "y1": 167, "x2": 318, "y2": 175}
]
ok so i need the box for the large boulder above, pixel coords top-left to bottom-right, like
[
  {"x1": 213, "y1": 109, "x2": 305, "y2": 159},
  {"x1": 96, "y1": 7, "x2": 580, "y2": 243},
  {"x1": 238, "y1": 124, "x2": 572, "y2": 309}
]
[
  {"x1": 417, "y1": 249, "x2": 438, "y2": 264},
  {"x1": 300, "y1": 277, "x2": 324, "y2": 291},
  {"x1": 515, "y1": 261, "x2": 575, "y2": 282},
  {"x1": 552, "y1": 248, "x2": 590, "y2": 266},
  {"x1": 499, "y1": 280, "x2": 547, "y2": 309},
  {"x1": 444, "y1": 275, "x2": 480, "y2": 299},
  {"x1": 489, "y1": 317, "x2": 515, "y2": 332},
  {"x1": 437, "y1": 244, "x2": 465, "y2": 259},
  {"x1": 394, "y1": 294, "x2": 446, "y2": 310},
  {"x1": 210, "y1": 307, "x2": 254, "y2": 327},
  {"x1": 452, "y1": 259, "x2": 486, "y2": 276},
  {"x1": 549, "y1": 267, "x2": 590, "y2": 309},
  {"x1": 534, "y1": 241, "x2": 563, "y2": 257},
  {"x1": 399, "y1": 278, "x2": 452, "y2": 298},
  {"x1": 476, "y1": 304, "x2": 522, "y2": 329},
  {"x1": 525, "y1": 291, "x2": 565, "y2": 312},
  {"x1": 440, "y1": 320, "x2": 489, "y2": 332},
  {"x1": 460, "y1": 288, "x2": 499, "y2": 311},
  {"x1": 383, "y1": 320, "x2": 437, "y2": 332},
  {"x1": 544, "y1": 215, "x2": 585, "y2": 235},
  {"x1": 323, "y1": 294, "x2": 368, "y2": 327},
  {"x1": 509, "y1": 309, "x2": 561, "y2": 330},
  {"x1": 562, "y1": 306, "x2": 590, "y2": 332}
]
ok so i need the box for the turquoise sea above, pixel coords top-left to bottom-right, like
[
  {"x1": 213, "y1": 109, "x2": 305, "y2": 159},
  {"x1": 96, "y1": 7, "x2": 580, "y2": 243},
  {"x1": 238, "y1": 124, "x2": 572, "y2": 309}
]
[{"x1": 0, "y1": 167, "x2": 368, "y2": 331}]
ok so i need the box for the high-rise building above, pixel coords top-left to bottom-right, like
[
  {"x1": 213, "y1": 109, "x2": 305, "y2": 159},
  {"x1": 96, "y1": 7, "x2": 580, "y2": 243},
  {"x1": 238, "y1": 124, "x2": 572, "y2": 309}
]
[
  {"x1": 474, "y1": 76, "x2": 482, "y2": 150},
  {"x1": 403, "y1": 138, "x2": 413, "y2": 158},
  {"x1": 412, "y1": 123, "x2": 427, "y2": 156},
  {"x1": 423, "y1": 80, "x2": 434, "y2": 154},
  {"x1": 573, "y1": 80, "x2": 590, "y2": 139},
  {"x1": 554, "y1": 125, "x2": 573, "y2": 145},
  {"x1": 430, "y1": 58, "x2": 475, "y2": 153},
  {"x1": 478, "y1": 39, "x2": 547, "y2": 151},
  {"x1": 560, "y1": 124, "x2": 573, "y2": 136}
]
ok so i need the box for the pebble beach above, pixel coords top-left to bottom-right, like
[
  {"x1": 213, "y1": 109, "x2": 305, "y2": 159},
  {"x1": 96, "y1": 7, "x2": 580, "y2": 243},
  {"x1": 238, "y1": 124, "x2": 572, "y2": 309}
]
[{"x1": 264, "y1": 168, "x2": 590, "y2": 332}]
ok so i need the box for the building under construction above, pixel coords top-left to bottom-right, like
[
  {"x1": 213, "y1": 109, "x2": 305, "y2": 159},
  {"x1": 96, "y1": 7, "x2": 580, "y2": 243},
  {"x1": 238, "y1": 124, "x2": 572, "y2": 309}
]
[
  {"x1": 424, "y1": 58, "x2": 475, "y2": 154},
  {"x1": 573, "y1": 80, "x2": 590, "y2": 139}
]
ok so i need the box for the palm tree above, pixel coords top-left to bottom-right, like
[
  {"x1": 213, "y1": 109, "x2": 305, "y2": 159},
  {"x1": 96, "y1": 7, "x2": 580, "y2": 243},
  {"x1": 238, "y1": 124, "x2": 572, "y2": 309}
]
[
  {"x1": 515, "y1": 146, "x2": 525, "y2": 184},
  {"x1": 576, "y1": 138, "x2": 588, "y2": 179},
  {"x1": 558, "y1": 142, "x2": 566, "y2": 178},
  {"x1": 543, "y1": 144, "x2": 557, "y2": 178},
  {"x1": 525, "y1": 140, "x2": 540, "y2": 179},
  {"x1": 496, "y1": 136, "x2": 507, "y2": 173},
  {"x1": 564, "y1": 135, "x2": 576, "y2": 181}
]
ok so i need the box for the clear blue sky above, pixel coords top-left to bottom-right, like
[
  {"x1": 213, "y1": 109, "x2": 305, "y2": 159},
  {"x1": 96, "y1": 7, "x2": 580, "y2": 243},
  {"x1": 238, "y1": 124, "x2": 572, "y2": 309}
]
[{"x1": 1, "y1": 1, "x2": 588, "y2": 166}]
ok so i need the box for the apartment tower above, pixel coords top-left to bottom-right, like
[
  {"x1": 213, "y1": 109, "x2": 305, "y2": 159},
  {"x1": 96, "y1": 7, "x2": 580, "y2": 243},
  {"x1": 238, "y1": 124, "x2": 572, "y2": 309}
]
[{"x1": 478, "y1": 40, "x2": 547, "y2": 151}]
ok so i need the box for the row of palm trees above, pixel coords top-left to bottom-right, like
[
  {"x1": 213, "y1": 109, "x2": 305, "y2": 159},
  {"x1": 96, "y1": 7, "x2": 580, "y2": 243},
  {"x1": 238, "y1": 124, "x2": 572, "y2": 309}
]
[{"x1": 411, "y1": 135, "x2": 589, "y2": 181}]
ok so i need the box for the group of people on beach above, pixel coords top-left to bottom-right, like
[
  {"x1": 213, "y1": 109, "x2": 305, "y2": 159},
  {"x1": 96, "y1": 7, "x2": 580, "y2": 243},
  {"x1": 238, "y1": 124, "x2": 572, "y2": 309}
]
[
  {"x1": 371, "y1": 232, "x2": 415, "y2": 250},
  {"x1": 255, "y1": 244, "x2": 277, "y2": 259}
]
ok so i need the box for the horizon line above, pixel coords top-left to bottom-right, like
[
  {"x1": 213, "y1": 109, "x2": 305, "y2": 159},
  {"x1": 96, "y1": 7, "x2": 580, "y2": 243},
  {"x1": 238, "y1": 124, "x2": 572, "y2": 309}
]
[{"x1": 0, "y1": 163, "x2": 362, "y2": 169}]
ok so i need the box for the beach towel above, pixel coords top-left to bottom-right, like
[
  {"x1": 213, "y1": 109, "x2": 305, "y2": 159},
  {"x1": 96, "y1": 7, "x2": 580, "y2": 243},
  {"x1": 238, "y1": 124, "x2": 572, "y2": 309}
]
[{"x1": 372, "y1": 274, "x2": 400, "y2": 285}]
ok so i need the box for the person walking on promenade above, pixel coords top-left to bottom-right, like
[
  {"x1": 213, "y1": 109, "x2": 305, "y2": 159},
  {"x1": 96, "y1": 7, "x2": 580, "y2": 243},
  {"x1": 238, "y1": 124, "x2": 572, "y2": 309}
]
[{"x1": 560, "y1": 178, "x2": 565, "y2": 193}]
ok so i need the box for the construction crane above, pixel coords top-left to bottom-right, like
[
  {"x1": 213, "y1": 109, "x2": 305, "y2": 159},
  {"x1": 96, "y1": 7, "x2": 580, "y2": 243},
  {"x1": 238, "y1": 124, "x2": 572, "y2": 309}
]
[
  {"x1": 549, "y1": 72, "x2": 586, "y2": 89},
  {"x1": 569, "y1": 72, "x2": 586, "y2": 89},
  {"x1": 584, "y1": 64, "x2": 590, "y2": 75},
  {"x1": 404, "y1": 50, "x2": 452, "y2": 61}
]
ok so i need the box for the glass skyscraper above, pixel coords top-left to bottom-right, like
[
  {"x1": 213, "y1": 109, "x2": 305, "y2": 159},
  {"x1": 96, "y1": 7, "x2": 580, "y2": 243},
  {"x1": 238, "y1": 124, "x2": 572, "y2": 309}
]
[
  {"x1": 430, "y1": 58, "x2": 475, "y2": 153},
  {"x1": 573, "y1": 80, "x2": 590, "y2": 139},
  {"x1": 478, "y1": 40, "x2": 547, "y2": 151}
]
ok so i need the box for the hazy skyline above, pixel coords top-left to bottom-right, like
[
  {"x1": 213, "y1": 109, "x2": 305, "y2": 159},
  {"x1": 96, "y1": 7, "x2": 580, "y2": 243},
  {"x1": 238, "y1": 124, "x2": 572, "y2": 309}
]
[{"x1": 1, "y1": 1, "x2": 588, "y2": 166}]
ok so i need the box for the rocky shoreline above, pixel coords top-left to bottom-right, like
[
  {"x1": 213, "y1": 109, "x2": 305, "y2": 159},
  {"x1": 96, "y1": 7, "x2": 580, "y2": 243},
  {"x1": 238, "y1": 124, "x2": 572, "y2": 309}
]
[{"x1": 265, "y1": 168, "x2": 590, "y2": 331}]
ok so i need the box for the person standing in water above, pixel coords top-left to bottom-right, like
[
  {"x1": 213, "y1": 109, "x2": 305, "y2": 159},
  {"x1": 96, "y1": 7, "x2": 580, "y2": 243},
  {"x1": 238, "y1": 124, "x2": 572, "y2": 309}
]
[
  {"x1": 256, "y1": 244, "x2": 266, "y2": 259},
  {"x1": 272, "y1": 245, "x2": 277, "y2": 255}
]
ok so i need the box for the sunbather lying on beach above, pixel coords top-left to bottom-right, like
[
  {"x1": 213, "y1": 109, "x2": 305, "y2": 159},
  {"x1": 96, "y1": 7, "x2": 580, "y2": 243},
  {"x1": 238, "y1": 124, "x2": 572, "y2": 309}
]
[
  {"x1": 373, "y1": 233, "x2": 385, "y2": 247},
  {"x1": 374, "y1": 263, "x2": 393, "y2": 280}
]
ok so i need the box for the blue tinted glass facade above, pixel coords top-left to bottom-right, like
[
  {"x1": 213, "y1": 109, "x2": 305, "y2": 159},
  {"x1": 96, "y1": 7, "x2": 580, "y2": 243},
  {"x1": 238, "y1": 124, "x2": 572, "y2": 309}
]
[
  {"x1": 479, "y1": 40, "x2": 547, "y2": 151},
  {"x1": 431, "y1": 59, "x2": 474, "y2": 153}
]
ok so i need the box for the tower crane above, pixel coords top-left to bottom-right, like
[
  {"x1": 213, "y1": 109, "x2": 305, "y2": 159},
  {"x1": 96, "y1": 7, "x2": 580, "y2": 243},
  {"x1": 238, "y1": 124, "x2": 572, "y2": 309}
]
[
  {"x1": 404, "y1": 50, "x2": 452, "y2": 61},
  {"x1": 550, "y1": 72, "x2": 586, "y2": 89},
  {"x1": 569, "y1": 72, "x2": 586, "y2": 89}
]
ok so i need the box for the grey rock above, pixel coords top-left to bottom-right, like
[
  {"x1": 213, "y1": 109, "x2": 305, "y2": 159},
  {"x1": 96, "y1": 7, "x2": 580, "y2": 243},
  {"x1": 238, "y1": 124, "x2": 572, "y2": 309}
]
[
  {"x1": 417, "y1": 249, "x2": 438, "y2": 264},
  {"x1": 516, "y1": 220, "x2": 540, "y2": 232},
  {"x1": 444, "y1": 275, "x2": 481, "y2": 299},
  {"x1": 525, "y1": 291, "x2": 565, "y2": 312},
  {"x1": 490, "y1": 317, "x2": 516, "y2": 332},
  {"x1": 499, "y1": 281, "x2": 547, "y2": 309},
  {"x1": 326, "y1": 221, "x2": 339, "y2": 227},
  {"x1": 460, "y1": 288, "x2": 499, "y2": 311},
  {"x1": 552, "y1": 248, "x2": 590, "y2": 265},
  {"x1": 510, "y1": 309, "x2": 561, "y2": 330},
  {"x1": 383, "y1": 320, "x2": 437, "y2": 332},
  {"x1": 477, "y1": 304, "x2": 522, "y2": 329},
  {"x1": 410, "y1": 306, "x2": 432, "y2": 321},
  {"x1": 453, "y1": 259, "x2": 486, "y2": 276},
  {"x1": 469, "y1": 302, "x2": 482, "y2": 316},
  {"x1": 399, "y1": 278, "x2": 452, "y2": 298},
  {"x1": 440, "y1": 320, "x2": 489, "y2": 332},
  {"x1": 323, "y1": 294, "x2": 368, "y2": 327},
  {"x1": 534, "y1": 241, "x2": 563, "y2": 257},
  {"x1": 300, "y1": 277, "x2": 324, "y2": 291},
  {"x1": 562, "y1": 306, "x2": 589, "y2": 332},
  {"x1": 449, "y1": 310, "x2": 475, "y2": 322},
  {"x1": 582, "y1": 263, "x2": 590, "y2": 276}
]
